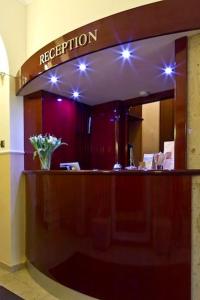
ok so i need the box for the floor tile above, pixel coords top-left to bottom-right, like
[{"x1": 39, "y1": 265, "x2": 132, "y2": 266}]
[{"x1": 0, "y1": 266, "x2": 59, "y2": 300}]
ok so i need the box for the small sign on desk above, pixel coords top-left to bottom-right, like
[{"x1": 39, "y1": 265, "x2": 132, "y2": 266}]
[
  {"x1": 143, "y1": 154, "x2": 154, "y2": 170},
  {"x1": 163, "y1": 141, "x2": 174, "y2": 170}
]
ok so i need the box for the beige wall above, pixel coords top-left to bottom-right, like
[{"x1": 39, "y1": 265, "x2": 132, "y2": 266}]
[
  {"x1": 192, "y1": 176, "x2": 200, "y2": 300},
  {"x1": 188, "y1": 33, "x2": 200, "y2": 300},
  {"x1": 0, "y1": 35, "x2": 10, "y2": 150},
  {"x1": 26, "y1": 0, "x2": 162, "y2": 57},
  {"x1": 0, "y1": 0, "x2": 26, "y2": 266},
  {"x1": 188, "y1": 34, "x2": 200, "y2": 169},
  {"x1": 0, "y1": 0, "x2": 26, "y2": 151},
  {"x1": 10, "y1": 153, "x2": 25, "y2": 266},
  {"x1": 0, "y1": 153, "x2": 24, "y2": 267},
  {"x1": 0, "y1": 154, "x2": 12, "y2": 265},
  {"x1": 0, "y1": 0, "x2": 26, "y2": 75},
  {"x1": 142, "y1": 102, "x2": 160, "y2": 155}
]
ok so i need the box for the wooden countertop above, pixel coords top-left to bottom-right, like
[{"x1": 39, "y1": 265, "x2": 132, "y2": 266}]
[{"x1": 24, "y1": 169, "x2": 200, "y2": 176}]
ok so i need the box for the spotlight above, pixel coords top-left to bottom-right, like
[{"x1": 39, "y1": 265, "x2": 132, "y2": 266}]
[
  {"x1": 73, "y1": 91, "x2": 80, "y2": 99},
  {"x1": 139, "y1": 91, "x2": 150, "y2": 97},
  {"x1": 57, "y1": 98, "x2": 62, "y2": 102},
  {"x1": 164, "y1": 66, "x2": 173, "y2": 75},
  {"x1": 50, "y1": 76, "x2": 58, "y2": 83},
  {"x1": 79, "y1": 63, "x2": 87, "y2": 71},
  {"x1": 121, "y1": 49, "x2": 131, "y2": 59}
]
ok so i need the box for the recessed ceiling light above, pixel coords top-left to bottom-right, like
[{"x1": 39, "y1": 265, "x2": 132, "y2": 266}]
[
  {"x1": 73, "y1": 91, "x2": 80, "y2": 99},
  {"x1": 50, "y1": 76, "x2": 58, "y2": 83},
  {"x1": 122, "y1": 49, "x2": 131, "y2": 59},
  {"x1": 79, "y1": 63, "x2": 87, "y2": 71},
  {"x1": 164, "y1": 66, "x2": 173, "y2": 75},
  {"x1": 139, "y1": 91, "x2": 150, "y2": 97}
]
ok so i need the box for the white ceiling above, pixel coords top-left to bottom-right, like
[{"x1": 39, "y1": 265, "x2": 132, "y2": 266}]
[{"x1": 19, "y1": 30, "x2": 199, "y2": 106}]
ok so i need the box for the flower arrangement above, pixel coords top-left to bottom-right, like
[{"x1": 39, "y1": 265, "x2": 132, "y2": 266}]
[{"x1": 29, "y1": 134, "x2": 68, "y2": 170}]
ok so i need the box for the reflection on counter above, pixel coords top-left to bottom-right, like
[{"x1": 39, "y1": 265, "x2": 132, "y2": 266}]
[{"x1": 25, "y1": 171, "x2": 191, "y2": 300}]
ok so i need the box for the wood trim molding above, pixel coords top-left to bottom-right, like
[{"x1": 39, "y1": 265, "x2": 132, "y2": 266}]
[
  {"x1": 0, "y1": 150, "x2": 25, "y2": 155},
  {"x1": 123, "y1": 89, "x2": 174, "y2": 108},
  {"x1": 16, "y1": 0, "x2": 200, "y2": 94},
  {"x1": 23, "y1": 169, "x2": 200, "y2": 176},
  {"x1": 175, "y1": 36, "x2": 188, "y2": 169}
]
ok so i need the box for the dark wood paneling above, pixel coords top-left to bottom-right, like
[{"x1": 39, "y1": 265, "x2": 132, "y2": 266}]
[
  {"x1": 127, "y1": 105, "x2": 142, "y2": 166},
  {"x1": 160, "y1": 98, "x2": 174, "y2": 152},
  {"x1": 175, "y1": 37, "x2": 188, "y2": 169},
  {"x1": 42, "y1": 92, "x2": 91, "y2": 169},
  {"x1": 17, "y1": 0, "x2": 200, "y2": 93},
  {"x1": 24, "y1": 91, "x2": 91, "y2": 170},
  {"x1": 90, "y1": 101, "x2": 121, "y2": 169},
  {"x1": 128, "y1": 118, "x2": 142, "y2": 166},
  {"x1": 24, "y1": 92, "x2": 124, "y2": 171},
  {"x1": 76, "y1": 103, "x2": 91, "y2": 169},
  {"x1": 24, "y1": 87, "x2": 183, "y2": 170},
  {"x1": 24, "y1": 169, "x2": 200, "y2": 175},
  {"x1": 124, "y1": 90, "x2": 174, "y2": 108},
  {"x1": 25, "y1": 171, "x2": 191, "y2": 300},
  {"x1": 128, "y1": 105, "x2": 142, "y2": 119},
  {"x1": 118, "y1": 105, "x2": 128, "y2": 167}
]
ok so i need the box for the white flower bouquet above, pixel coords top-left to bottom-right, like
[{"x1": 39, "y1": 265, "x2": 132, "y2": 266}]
[{"x1": 29, "y1": 134, "x2": 67, "y2": 170}]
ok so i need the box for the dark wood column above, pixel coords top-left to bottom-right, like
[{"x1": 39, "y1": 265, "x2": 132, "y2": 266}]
[{"x1": 175, "y1": 37, "x2": 188, "y2": 169}]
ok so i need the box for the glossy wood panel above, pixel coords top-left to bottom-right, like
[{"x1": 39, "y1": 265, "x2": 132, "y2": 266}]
[
  {"x1": 90, "y1": 101, "x2": 121, "y2": 169},
  {"x1": 128, "y1": 117, "x2": 142, "y2": 166},
  {"x1": 24, "y1": 92, "x2": 125, "y2": 170},
  {"x1": 42, "y1": 92, "x2": 91, "y2": 169},
  {"x1": 160, "y1": 98, "x2": 174, "y2": 152},
  {"x1": 24, "y1": 91, "x2": 91, "y2": 170},
  {"x1": 175, "y1": 37, "x2": 188, "y2": 169},
  {"x1": 124, "y1": 89, "x2": 174, "y2": 108},
  {"x1": 25, "y1": 171, "x2": 191, "y2": 300},
  {"x1": 16, "y1": 0, "x2": 200, "y2": 93}
]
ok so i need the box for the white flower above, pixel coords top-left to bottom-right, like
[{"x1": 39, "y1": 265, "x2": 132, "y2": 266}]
[{"x1": 29, "y1": 134, "x2": 68, "y2": 162}]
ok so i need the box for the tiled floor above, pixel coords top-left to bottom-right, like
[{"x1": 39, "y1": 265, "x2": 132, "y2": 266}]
[{"x1": 0, "y1": 266, "x2": 58, "y2": 299}]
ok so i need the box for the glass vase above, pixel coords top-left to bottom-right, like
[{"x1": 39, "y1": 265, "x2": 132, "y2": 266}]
[{"x1": 38, "y1": 152, "x2": 52, "y2": 170}]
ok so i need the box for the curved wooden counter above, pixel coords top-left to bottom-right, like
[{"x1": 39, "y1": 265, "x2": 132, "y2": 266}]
[{"x1": 24, "y1": 170, "x2": 194, "y2": 300}]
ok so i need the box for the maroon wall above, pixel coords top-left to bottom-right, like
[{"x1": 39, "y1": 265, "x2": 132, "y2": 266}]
[
  {"x1": 24, "y1": 92, "x2": 123, "y2": 171},
  {"x1": 42, "y1": 92, "x2": 91, "y2": 169},
  {"x1": 24, "y1": 91, "x2": 91, "y2": 170},
  {"x1": 90, "y1": 101, "x2": 122, "y2": 170}
]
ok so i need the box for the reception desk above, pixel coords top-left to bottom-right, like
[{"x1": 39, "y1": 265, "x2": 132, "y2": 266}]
[{"x1": 25, "y1": 170, "x2": 193, "y2": 300}]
